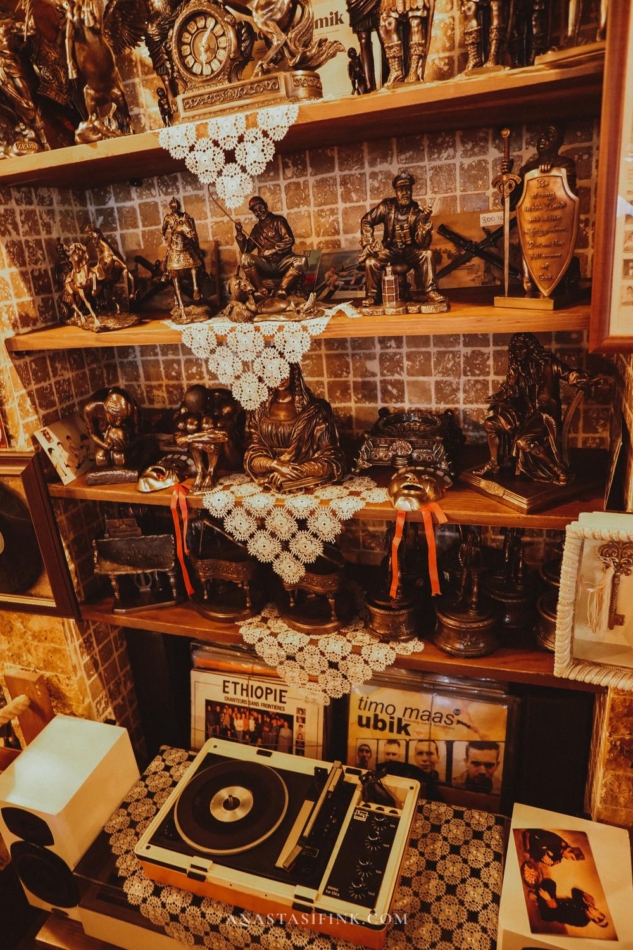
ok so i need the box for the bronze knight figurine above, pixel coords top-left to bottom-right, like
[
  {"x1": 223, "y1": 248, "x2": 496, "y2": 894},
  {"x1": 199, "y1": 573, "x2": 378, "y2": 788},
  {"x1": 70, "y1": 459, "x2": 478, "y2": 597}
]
[
  {"x1": 379, "y1": 0, "x2": 435, "y2": 86},
  {"x1": 460, "y1": 0, "x2": 507, "y2": 72},
  {"x1": 360, "y1": 171, "x2": 448, "y2": 312}
]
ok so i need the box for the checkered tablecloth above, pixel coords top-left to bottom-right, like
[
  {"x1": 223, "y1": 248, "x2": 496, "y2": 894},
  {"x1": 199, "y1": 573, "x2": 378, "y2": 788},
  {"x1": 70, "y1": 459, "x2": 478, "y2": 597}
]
[{"x1": 105, "y1": 747, "x2": 507, "y2": 949}]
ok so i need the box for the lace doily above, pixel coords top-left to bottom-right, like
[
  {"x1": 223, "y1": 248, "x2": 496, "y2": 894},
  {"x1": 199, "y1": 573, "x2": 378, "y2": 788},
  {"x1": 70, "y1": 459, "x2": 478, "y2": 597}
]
[
  {"x1": 203, "y1": 472, "x2": 387, "y2": 582},
  {"x1": 239, "y1": 603, "x2": 424, "y2": 704},
  {"x1": 107, "y1": 748, "x2": 505, "y2": 949},
  {"x1": 171, "y1": 303, "x2": 359, "y2": 410},
  {"x1": 158, "y1": 106, "x2": 299, "y2": 206}
]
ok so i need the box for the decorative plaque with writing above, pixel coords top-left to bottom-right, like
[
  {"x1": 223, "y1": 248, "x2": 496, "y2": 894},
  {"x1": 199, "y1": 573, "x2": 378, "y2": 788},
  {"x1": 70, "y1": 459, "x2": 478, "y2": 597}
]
[{"x1": 516, "y1": 167, "x2": 579, "y2": 297}]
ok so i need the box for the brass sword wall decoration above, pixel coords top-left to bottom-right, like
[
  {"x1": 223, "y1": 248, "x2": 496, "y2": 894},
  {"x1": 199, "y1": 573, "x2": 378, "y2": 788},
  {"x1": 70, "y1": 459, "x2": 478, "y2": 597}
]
[{"x1": 492, "y1": 128, "x2": 521, "y2": 299}]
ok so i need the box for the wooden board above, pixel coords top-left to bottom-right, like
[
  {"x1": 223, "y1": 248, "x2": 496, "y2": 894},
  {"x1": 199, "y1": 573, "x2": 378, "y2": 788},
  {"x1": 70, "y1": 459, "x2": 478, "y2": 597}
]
[
  {"x1": 80, "y1": 596, "x2": 603, "y2": 692},
  {"x1": 35, "y1": 916, "x2": 115, "y2": 950},
  {"x1": 0, "y1": 58, "x2": 603, "y2": 190},
  {"x1": 48, "y1": 467, "x2": 604, "y2": 531},
  {"x1": 5, "y1": 300, "x2": 591, "y2": 352}
]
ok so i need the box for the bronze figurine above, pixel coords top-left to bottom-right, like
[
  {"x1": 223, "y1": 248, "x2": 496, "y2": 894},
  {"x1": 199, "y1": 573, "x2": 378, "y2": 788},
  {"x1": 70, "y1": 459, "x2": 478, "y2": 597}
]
[
  {"x1": 566, "y1": 0, "x2": 608, "y2": 46},
  {"x1": 0, "y1": 17, "x2": 50, "y2": 152},
  {"x1": 156, "y1": 87, "x2": 172, "y2": 126},
  {"x1": 378, "y1": 0, "x2": 435, "y2": 86},
  {"x1": 481, "y1": 528, "x2": 533, "y2": 631},
  {"x1": 248, "y1": 0, "x2": 343, "y2": 78},
  {"x1": 348, "y1": 47, "x2": 369, "y2": 94},
  {"x1": 83, "y1": 387, "x2": 141, "y2": 484},
  {"x1": 434, "y1": 530, "x2": 500, "y2": 657},
  {"x1": 162, "y1": 196, "x2": 210, "y2": 323},
  {"x1": 56, "y1": 235, "x2": 139, "y2": 331},
  {"x1": 460, "y1": 0, "x2": 507, "y2": 72},
  {"x1": 345, "y1": 0, "x2": 381, "y2": 91},
  {"x1": 173, "y1": 385, "x2": 242, "y2": 493},
  {"x1": 85, "y1": 223, "x2": 135, "y2": 313},
  {"x1": 508, "y1": 0, "x2": 549, "y2": 66},
  {"x1": 61, "y1": 0, "x2": 133, "y2": 143},
  {"x1": 472, "y1": 333, "x2": 597, "y2": 486},
  {"x1": 236, "y1": 196, "x2": 307, "y2": 302},
  {"x1": 360, "y1": 171, "x2": 448, "y2": 312},
  {"x1": 244, "y1": 363, "x2": 346, "y2": 492}
]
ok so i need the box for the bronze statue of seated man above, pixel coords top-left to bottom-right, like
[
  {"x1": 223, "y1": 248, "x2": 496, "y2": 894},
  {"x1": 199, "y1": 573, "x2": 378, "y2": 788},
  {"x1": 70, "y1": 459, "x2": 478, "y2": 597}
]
[
  {"x1": 236, "y1": 196, "x2": 306, "y2": 301},
  {"x1": 360, "y1": 171, "x2": 447, "y2": 309}
]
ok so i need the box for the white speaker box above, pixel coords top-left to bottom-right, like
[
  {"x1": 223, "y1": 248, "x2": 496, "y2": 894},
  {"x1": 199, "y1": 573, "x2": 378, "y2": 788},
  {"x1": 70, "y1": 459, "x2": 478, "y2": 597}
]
[{"x1": 0, "y1": 715, "x2": 139, "y2": 917}]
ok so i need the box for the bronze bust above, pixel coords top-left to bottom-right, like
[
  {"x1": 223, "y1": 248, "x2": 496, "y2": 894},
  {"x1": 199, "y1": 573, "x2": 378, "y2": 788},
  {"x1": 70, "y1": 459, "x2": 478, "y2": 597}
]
[{"x1": 244, "y1": 364, "x2": 346, "y2": 492}]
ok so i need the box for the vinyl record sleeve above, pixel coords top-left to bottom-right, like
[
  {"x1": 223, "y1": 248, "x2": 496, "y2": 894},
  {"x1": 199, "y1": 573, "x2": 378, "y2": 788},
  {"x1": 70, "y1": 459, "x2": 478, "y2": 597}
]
[
  {"x1": 190, "y1": 650, "x2": 325, "y2": 758},
  {"x1": 346, "y1": 668, "x2": 518, "y2": 812}
]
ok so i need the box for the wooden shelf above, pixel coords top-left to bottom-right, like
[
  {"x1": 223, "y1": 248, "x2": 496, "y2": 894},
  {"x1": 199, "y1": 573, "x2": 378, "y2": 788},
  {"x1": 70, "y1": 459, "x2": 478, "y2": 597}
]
[
  {"x1": 5, "y1": 299, "x2": 591, "y2": 352},
  {"x1": 49, "y1": 467, "x2": 603, "y2": 530},
  {"x1": 0, "y1": 57, "x2": 603, "y2": 190},
  {"x1": 80, "y1": 596, "x2": 602, "y2": 692}
]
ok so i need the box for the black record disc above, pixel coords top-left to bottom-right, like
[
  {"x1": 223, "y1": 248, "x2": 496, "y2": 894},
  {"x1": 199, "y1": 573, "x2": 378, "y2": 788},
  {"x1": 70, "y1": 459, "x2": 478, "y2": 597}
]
[
  {"x1": 0, "y1": 484, "x2": 43, "y2": 594},
  {"x1": 175, "y1": 759, "x2": 289, "y2": 855}
]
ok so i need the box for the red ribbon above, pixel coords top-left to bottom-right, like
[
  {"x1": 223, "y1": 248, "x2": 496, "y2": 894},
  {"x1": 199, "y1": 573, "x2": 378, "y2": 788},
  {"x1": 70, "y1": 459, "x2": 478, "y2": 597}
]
[
  {"x1": 170, "y1": 484, "x2": 195, "y2": 597},
  {"x1": 389, "y1": 502, "x2": 448, "y2": 600}
]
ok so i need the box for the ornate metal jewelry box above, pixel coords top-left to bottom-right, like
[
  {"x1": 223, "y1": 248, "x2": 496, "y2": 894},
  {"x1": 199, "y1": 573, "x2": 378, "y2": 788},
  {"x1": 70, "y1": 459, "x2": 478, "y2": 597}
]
[{"x1": 353, "y1": 408, "x2": 464, "y2": 484}]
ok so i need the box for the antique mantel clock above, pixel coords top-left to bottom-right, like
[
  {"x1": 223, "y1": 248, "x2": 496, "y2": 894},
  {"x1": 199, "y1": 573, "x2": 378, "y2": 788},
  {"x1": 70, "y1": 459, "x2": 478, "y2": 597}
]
[{"x1": 170, "y1": 0, "x2": 323, "y2": 122}]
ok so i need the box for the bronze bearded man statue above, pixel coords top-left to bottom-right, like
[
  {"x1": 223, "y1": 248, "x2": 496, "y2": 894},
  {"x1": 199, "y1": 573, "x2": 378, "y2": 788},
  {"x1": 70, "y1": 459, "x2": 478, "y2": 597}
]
[
  {"x1": 236, "y1": 196, "x2": 306, "y2": 301},
  {"x1": 360, "y1": 171, "x2": 447, "y2": 309}
]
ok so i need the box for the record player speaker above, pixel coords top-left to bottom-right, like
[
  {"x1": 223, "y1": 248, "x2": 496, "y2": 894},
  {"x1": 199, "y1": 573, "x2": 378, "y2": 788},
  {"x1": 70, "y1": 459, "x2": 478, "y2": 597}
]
[{"x1": 0, "y1": 715, "x2": 139, "y2": 918}]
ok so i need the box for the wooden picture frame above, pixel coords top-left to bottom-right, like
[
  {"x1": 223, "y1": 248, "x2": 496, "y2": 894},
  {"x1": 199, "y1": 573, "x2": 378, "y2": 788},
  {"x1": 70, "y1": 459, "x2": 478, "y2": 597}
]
[
  {"x1": 590, "y1": 4, "x2": 633, "y2": 350},
  {"x1": 555, "y1": 518, "x2": 633, "y2": 690},
  {"x1": 0, "y1": 449, "x2": 79, "y2": 619}
]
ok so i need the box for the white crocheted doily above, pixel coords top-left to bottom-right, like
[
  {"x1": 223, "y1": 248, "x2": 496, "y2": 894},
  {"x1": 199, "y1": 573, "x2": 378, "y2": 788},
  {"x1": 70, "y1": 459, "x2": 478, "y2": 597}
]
[
  {"x1": 203, "y1": 473, "x2": 387, "y2": 583},
  {"x1": 158, "y1": 106, "x2": 298, "y2": 207},
  {"x1": 171, "y1": 303, "x2": 360, "y2": 410},
  {"x1": 240, "y1": 604, "x2": 424, "y2": 704}
]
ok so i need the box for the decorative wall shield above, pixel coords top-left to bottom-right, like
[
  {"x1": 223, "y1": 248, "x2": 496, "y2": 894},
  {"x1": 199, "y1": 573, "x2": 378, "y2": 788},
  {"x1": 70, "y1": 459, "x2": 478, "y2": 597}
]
[{"x1": 516, "y1": 167, "x2": 579, "y2": 297}]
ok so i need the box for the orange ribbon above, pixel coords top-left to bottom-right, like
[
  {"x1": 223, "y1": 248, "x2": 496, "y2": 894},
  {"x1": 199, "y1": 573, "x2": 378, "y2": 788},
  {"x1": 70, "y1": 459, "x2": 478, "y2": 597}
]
[
  {"x1": 170, "y1": 484, "x2": 195, "y2": 597},
  {"x1": 389, "y1": 502, "x2": 447, "y2": 600}
]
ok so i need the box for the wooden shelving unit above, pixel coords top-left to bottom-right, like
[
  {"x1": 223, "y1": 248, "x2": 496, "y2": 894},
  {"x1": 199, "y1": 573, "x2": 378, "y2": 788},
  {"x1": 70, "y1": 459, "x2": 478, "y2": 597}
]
[
  {"x1": 0, "y1": 56, "x2": 603, "y2": 190},
  {"x1": 5, "y1": 299, "x2": 591, "y2": 352},
  {"x1": 49, "y1": 467, "x2": 603, "y2": 530},
  {"x1": 79, "y1": 596, "x2": 602, "y2": 693}
]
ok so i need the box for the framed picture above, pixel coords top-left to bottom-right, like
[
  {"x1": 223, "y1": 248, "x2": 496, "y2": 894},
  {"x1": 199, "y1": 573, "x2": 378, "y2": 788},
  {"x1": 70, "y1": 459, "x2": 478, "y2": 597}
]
[
  {"x1": 190, "y1": 647, "x2": 326, "y2": 757},
  {"x1": 590, "y1": 4, "x2": 633, "y2": 350},
  {"x1": 346, "y1": 669, "x2": 519, "y2": 812},
  {"x1": 0, "y1": 449, "x2": 79, "y2": 618},
  {"x1": 555, "y1": 513, "x2": 633, "y2": 690}
]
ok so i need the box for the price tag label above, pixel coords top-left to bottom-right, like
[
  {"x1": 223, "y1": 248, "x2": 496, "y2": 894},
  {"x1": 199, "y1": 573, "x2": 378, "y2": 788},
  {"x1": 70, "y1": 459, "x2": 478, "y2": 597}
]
[{"x1": 480, "y1": 211, "x2": 504, "y2": 228}]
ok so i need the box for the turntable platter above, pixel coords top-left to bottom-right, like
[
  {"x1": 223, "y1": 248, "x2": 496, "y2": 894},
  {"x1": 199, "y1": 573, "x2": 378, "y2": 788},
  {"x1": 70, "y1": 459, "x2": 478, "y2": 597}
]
[{"x1": 175, "y1": 759, "x2": 289, "y2": 855}]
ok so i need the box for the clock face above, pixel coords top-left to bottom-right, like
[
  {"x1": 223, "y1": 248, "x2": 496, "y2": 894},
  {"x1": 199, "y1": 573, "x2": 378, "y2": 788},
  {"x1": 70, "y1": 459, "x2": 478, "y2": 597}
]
[{"x1": 176, "y1": 9, "x2": 231, "y2": 80}]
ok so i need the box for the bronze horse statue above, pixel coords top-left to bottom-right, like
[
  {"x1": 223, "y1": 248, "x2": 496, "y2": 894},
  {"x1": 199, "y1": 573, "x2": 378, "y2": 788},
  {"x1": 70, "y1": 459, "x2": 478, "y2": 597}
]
[
  {"x1": 85, "y1": 223, "x2": 134, "y2": 311},
  {"x1": 59, "y1": 241, "x2": 100, "y2": 324},
  {"x1": 62, "y1": 0, "x2": 132, "y2": 142}
]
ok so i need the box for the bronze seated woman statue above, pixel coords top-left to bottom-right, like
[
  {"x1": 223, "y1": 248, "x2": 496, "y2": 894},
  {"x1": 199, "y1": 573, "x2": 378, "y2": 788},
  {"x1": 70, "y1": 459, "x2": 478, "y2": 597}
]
[{"x1": 244, "y1": 364, "x2": 346, "y2": 492}]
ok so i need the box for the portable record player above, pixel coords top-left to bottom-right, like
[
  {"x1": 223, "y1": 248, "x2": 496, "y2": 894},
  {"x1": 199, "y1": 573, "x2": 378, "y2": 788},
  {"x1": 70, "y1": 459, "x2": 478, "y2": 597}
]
[{"x1": 136, "y1": 738, "x2": 419, "y2": 949}]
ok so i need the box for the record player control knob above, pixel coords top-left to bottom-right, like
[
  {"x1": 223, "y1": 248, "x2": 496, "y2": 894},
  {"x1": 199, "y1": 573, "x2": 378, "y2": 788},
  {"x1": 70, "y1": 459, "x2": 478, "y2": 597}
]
[
  {"x1": 365, "y1": 829, "x2": 385, "y2": 851},
  {"x1": 349, "y1": 876, "x2": 370, "y2": 897},
  {"x1": 355, "y1": 857, "x2": 375, "y2": 881},
  {"x1": 372, "y1": 812, "x2": 388, "y2": 824}
]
